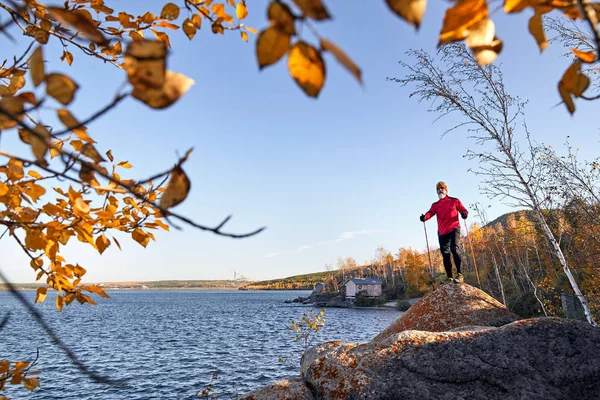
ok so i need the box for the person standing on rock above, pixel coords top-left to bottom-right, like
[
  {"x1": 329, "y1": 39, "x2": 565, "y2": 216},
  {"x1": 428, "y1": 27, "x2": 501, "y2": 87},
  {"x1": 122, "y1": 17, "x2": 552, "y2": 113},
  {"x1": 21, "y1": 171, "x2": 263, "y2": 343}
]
[{"x1": 420, "y1": 181, "x2": 468, "y2": 283}]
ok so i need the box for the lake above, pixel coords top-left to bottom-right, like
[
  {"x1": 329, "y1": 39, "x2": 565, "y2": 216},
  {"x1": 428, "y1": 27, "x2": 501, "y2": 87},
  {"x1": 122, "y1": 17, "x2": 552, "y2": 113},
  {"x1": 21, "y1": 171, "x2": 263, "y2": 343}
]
[{"x1": 1, "y1": 290, "x2": 401, "y2": 399}]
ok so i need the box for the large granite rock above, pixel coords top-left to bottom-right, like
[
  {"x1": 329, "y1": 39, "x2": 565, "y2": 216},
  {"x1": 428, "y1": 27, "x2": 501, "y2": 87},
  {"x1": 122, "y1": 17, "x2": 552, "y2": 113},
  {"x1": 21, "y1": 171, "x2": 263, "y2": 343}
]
[
  {"x1": 374, "y1": 281, "x2": 519, "y2": 341},
  {"x1": 239, "y1": 378, "x2": 315, "y2": 400},
  {"x1": 243, "y1": 283, "x2": 600, "y2": 399},
  {"x1": 301, "y1": 317, "x2": 600, "y2": 399}
]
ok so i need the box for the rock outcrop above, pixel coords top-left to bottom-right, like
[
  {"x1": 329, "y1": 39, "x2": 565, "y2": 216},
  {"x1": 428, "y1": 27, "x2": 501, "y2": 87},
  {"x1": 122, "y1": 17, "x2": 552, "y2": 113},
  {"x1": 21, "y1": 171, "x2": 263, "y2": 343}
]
[
  {"x1": 243, "y1": 283, "x2": 600, "y2": 399},
  {"x1": 374, "y1": 280, "x2": 520, "y2": 340}
]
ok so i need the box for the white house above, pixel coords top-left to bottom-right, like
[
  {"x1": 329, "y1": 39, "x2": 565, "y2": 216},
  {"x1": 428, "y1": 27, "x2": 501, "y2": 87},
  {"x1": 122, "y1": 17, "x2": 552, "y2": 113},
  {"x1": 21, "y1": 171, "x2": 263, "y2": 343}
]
[{"x1": 343, "y1": 278, "x2": 382, "y2": 299}]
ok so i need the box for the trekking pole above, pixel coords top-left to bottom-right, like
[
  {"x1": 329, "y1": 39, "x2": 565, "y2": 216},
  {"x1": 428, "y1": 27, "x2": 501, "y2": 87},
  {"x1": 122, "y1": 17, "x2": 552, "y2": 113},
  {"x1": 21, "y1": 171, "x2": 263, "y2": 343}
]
[
  {"x1": 422, "y1": 221, "x2": 436, "y2": 288},
  {"x1": 463, "y1": 220, "x2": 481, "y2": 286}
]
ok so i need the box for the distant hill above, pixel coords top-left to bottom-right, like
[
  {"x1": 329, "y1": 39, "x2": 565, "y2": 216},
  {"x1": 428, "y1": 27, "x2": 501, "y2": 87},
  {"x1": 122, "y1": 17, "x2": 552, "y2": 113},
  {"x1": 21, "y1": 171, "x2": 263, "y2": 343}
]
[
  {"x1": 0, "y1": 280, "x2": 247, "y2": 291},
  {"x1": 240, "y1": 266, "x2": 367, "y2": 290}
]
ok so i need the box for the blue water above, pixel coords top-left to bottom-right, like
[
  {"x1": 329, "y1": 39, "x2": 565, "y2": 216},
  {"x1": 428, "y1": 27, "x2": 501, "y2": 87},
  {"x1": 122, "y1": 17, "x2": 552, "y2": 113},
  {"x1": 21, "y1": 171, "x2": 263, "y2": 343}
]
[{"x1": 1, "y1": 290, "x2": 401, "y2": 399}]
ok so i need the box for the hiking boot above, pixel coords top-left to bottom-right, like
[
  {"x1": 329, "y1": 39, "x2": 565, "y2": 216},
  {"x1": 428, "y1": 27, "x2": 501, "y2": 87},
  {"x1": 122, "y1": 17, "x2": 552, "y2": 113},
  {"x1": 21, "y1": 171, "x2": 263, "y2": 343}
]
[
  {"x1": 455, "y1": 273, "x2": 464, "y2": 283},
  {"x1": 444, "y1": 276, "x2": 454, "y2": 283}
]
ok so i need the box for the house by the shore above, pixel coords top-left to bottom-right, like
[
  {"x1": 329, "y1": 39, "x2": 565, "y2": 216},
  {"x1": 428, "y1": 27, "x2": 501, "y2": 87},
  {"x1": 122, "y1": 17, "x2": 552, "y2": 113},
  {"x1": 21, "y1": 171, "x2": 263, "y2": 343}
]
[{"x1": 343, "y1": 278, "x2": 382, "y2": 299}]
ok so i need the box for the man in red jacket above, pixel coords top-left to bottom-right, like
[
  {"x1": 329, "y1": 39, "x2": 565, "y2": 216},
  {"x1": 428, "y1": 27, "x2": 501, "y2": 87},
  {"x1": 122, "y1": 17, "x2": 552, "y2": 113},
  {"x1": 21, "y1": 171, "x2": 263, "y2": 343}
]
[{"x1": 420, "y1": 181, "x2": 468, "y2": 283}]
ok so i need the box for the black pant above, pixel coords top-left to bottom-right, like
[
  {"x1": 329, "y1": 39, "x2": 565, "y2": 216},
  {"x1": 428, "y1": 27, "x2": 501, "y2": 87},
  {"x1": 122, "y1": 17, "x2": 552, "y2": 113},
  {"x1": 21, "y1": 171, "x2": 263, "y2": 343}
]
[{"x1": 438, "y1": 227, "x2": 464, "y2": 278}]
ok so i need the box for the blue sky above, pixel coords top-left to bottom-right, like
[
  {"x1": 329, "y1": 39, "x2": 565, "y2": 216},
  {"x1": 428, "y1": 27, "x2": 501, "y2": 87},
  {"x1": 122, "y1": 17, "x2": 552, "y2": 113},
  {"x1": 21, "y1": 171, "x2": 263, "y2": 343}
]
[{"x1": 2, "y1": 1, "x2": 599, "y2": 283}]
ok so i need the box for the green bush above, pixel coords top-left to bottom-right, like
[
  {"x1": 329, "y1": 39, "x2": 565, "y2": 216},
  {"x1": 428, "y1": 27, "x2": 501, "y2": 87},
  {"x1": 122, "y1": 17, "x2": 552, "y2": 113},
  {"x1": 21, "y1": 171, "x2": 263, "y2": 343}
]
[
  {"x1": 396, "y1": 299, "x2": 412, "y2": 311},
  {"x1": 353, "y1": 293, "x2": 387, "y2": 307}
]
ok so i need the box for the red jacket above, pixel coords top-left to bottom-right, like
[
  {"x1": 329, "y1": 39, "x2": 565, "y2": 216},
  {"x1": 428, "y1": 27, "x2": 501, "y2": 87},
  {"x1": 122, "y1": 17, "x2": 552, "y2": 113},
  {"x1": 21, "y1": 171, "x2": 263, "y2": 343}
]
[{"x1": 424, "y1": 196, "x2": 468, "y2": 235}]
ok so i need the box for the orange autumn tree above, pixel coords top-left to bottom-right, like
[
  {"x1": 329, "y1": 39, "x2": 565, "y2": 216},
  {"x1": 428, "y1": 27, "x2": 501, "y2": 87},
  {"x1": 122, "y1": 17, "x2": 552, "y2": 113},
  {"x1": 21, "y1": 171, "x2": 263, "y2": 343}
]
[{"x1": 1, "y1": 0, "x2": 599, "y2": 395}]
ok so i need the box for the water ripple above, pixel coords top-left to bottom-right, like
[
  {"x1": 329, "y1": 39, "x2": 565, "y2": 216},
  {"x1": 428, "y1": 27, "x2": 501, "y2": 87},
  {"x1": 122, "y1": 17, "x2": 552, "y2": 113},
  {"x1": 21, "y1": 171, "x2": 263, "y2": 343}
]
[{"x1": 1, "y1": 290, "x2": 400, "y2": 399}]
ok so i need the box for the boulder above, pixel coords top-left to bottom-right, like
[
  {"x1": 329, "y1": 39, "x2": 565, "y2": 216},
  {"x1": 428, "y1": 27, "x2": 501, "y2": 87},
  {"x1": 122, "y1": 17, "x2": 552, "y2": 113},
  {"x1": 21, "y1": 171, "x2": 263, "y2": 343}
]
[
  {"x1": 239, "y1": 378, "x2": 315, "y2": 400},
  {"x1": 374, "y1": 281, "x2": 519, "y2": 341},
  {"x1": 301, "y1": 318, "x2": 600, "y2": 399},
  {"x1": 325, "y1": 296, "x2": 353, "y2": 308}
]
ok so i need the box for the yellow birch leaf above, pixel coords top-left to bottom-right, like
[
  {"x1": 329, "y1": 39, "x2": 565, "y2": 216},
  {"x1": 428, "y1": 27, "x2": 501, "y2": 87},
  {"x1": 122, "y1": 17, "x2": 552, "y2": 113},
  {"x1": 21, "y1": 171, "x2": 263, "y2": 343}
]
[
  {"x1": 73, "y1": 264, "x2": 86, "y2": 277},
  {"x1": 151, "y1": 29, "x2": 172, "y2": 48},
  {"x1": 8, "y1": 158, "x2": 25, "y2": 181},
  {"x1": 85, "y1": 285, "x2": 110, "y2": 298},
  {"x1": 24, "y1": 377, "x2": 40, "y2": 391},
  {"x1": 73, "y1": 197, "x2": 91, "y2": 214},
  {"x1": 0, "y1": 96, "x2": 26, "y2": 130},
  {"x1": 385, "y1": 0, "x2": 427, "y2": 29},
  {"x1": 132, "y1": 228, "x2": 150, "y2": 247},
  {"x1": 504, "y1": 0, "x2": 530, "y2": 13},
  {"x1": 292, "y1": 0, "x2": 330, "y2": 20},
  {"x1": 465, "y1": 18, "x2": 494, "y2": 48},
  {"x1": 571, "y1": 48, "x2": 596, "y2": 63},
  {"x1": 192, "y1": 14, "x2": 202, "y2": 28},
  {"x1": 132, "y1": 70, "x2": 195, "y2": 109},
  {"x1": 160, "y1": 166, "x2": 191, "y2": 209},
  {"x1": 118, "y1": 161, "x2": 132, "y2": 168},
  {"x1": 112, "y1": 236, "x2": 122, "y2": 250},
  {"x1": 56, "y1": 294, "x2": 64, "y2": 311},
  {"x1": 241, "y1": 31, "x2": 248, "y2": 42},
  {"x1": 0, "y1": 182, "x2": 8, "y2": 196},
  {"x1": 288, "y1": 41, "x2": 326, "y2": 98},
  {"x1": 61, "y1": 50, "x2": 74, "y2": 66},
  {"x1": 46, "y1": 73, "x2": 79, "y2": 105},
  {"x1": 528, "y1": 12, "x2": 547, "y2": 52},
  {"x1": 81, "y1": 143, "x2": 106, "y2": 163},
  {"x1": 212, "y1": 21, "x2": 225, "y2": 34},
  {"x1": 30, "y1": 257, "x2": 43, "y2": 270},
  {"x1": 57, "y1": 109, "x2": 86, "y2": 133},
  {"x1": 183, "y1": 18, "x2": 197, "y2": 39},
  {"x1": 79, "y1": 164, "x2": 95, "y2": 183},
  {"x1": 227, "y1": 0, "x2": 235, "y2": 6},
  {"x1": 124, "y1": 40, "x2": 167, "y2": 89},
  {"x1": 256, "y1": 27, "x2": 291, "y2": 69},
  {"x1": 268, "y1": 1, "x2": 296, "y2": 35},
  {"x1": 439, "y1": 0, "x2": 487, "y2": 45},
  {"x1": 572, "y1": 72, "x2": 590, "y2": 97},
  {"x1": 28, "y1": 170, "x2": 43, "y2": 179},
  {"x1": 50, "y1": 140, "x2": 63, "y2": 159},
  {"x1": 29, "y1": 46, "x2": 44, "y2": 87},
  {"x1": 30, "y1": 125, "x2": 50, "y2": 166},
  {"x1": 47, "y1": 7, "x2": 106, "y2": 44},
  {"x1": 160, "y1": 3, "x2": 180, "y2": 20},
  {"x1": 246, "y1": 26, "x2": 258, "y2": 34},
  {"x1": 105, "y1": 149, "x2": 114, "y2": 162},
  {"x1": 25, "y1": 229, "x2": 47, "y2": 251},
  {"x1": 35, "y1": 287, "x2": 47, "y2": 303},
  {"x1": 236, "y1": 1, "x2": 248, "y2": 20},
  {"x1": 155, "y1": 21, "x2": 179, "y2": 30},
  {"x1": 154, "y1": 219, "x2": 170, "y2": 231},
  {"x1": 320, "y1": 38, "x2": 362, "y2": 84},
  {"x1": 470, "y1": 37, "x2": 503, "y2": 66}
]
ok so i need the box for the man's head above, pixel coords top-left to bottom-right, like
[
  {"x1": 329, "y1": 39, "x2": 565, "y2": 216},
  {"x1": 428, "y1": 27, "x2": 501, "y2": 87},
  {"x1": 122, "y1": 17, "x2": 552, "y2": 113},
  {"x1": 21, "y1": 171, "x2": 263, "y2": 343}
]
[{"x1": 436, "y1": 181, "x2": 448, "y2": 199}]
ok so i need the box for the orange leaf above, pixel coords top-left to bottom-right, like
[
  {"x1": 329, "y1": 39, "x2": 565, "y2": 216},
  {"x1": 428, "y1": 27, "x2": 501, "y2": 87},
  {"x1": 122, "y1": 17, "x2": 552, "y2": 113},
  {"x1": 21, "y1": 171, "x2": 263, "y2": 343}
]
[
  {"x1": 320, "y1": 38, "x2": 362, "y2": 84},
  {"x1": 288, "y1": 41, "x2": 326, "y2": 97},
  {"x1": 439, "y1": 0, "x2": 487, "y2": 45},
  {"x1": 160, "y1": 3, "x2": 180, "y2": 20},
  {"x1": 183, "y1": 18, "x2": 197, "y2": 39},
  {"x1": 46, "y1": 73, "x2": 79, "y2": 105},
  {"x1": 160, "y1": 166, "x2": 191, "y2": 209},
  {"x1": 29, "y1": 46, "x2": 45, "y2": 87},
  {"x1": 571, "y1": 48, "x2": 595, "y2": 63},
  {"x1": 131, "y1": 70, "x2": 195, "y2": 109},
  {"x1": 292, "y1": 0, "x2": 330, "y2": 20},
  {"x1": 528, "y1": 12, "x2": 547, "y2": 52},
  {"x1": 56, "y1": 294, "x2": 64, "y2": 311},
  {"x1": 267, "y1": 1, "x2": 296, "y2": 35},
  {"x1": 236, "y1": 1, "x2": 248, "y2": 19},
  {"x1": 132, "y1": 228, "x2": 150, "y2": 247},
  {"x1": 385, "y1": 0, "x2": 427, "y2": 29},
  {"x1": 96, "y1": 234, "x2": 111, "y2": 254},
  {"x1": 256, "y1": 27, "x2": 291, "y2": 69},
  {"x1": 35, "y1": 287, "x2": 47, "y2": 303},
  {"x1": 47, "y1": 7, "x2": 106, "y2": 44}
]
